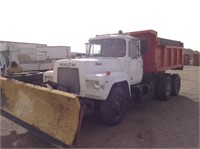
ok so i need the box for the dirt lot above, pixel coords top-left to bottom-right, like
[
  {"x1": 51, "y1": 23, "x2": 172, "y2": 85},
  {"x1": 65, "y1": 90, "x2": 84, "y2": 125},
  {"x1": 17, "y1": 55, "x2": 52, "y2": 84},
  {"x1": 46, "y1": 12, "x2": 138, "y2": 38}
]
[{"x1": 1, "y1": 65, "x2": 199, "y2": 148}]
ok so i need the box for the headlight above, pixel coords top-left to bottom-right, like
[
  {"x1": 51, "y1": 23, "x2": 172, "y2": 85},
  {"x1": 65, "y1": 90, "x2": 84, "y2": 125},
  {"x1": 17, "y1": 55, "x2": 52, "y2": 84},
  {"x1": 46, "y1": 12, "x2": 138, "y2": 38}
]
[
  {"x1": 93, "y1": 81, "x2": 100, "y2": 90},
  {"x1": 86, "y1": 80, "x2": 101, "y2": 90},
  {"x1": 44, "y1": 76, "x2": 53, "y2": 82}
]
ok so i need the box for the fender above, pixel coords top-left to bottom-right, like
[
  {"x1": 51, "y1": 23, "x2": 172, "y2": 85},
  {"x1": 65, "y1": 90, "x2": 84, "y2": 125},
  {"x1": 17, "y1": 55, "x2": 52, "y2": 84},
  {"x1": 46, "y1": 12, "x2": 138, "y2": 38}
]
[
  {"x1": 105, "y1": 72, "x2": 131, "y2": 99},
  {"x1": 84, "y1": 72, "x2": 130, "y2": 100}
]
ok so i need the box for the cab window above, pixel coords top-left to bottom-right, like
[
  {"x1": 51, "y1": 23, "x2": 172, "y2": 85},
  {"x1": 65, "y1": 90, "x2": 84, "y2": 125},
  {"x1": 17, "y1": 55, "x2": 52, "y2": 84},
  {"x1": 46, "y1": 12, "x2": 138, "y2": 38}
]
[{"x1": 128, "y1": 40, "x2": 139, "y2": 58}]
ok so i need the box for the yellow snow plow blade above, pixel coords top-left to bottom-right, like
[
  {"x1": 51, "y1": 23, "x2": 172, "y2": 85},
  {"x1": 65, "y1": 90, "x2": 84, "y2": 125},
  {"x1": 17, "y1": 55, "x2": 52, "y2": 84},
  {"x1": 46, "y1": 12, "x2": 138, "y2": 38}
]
[{"x1": 0, "y1": 77, "x2": 81, "y2": 147}]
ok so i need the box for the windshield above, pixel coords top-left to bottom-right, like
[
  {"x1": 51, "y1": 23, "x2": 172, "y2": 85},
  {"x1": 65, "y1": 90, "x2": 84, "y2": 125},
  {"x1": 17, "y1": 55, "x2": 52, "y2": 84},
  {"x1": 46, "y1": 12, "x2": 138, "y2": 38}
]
[{"x1": 89, "y1": 38, "x2": 126, "y2": 57}]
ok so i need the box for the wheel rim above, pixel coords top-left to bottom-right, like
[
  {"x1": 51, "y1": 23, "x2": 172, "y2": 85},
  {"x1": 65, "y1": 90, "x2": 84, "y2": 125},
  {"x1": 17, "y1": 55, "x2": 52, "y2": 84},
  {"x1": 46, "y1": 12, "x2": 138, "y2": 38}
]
[{"x1": 112, "y1": 96, "x2": 124, "y2": 119}]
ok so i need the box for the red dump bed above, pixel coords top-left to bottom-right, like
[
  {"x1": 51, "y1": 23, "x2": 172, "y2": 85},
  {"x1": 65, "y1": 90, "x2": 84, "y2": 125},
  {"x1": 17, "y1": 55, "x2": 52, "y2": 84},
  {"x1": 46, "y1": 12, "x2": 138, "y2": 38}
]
[{"x1": 129, "y1": 30, "x2": 184, "y2": 73}]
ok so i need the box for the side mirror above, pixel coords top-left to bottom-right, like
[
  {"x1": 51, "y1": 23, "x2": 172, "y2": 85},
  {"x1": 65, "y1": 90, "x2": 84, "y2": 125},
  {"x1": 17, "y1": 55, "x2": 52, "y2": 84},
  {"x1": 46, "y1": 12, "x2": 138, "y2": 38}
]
[
  {"x1": 140, "y1": 39, "x2": 148, "y2": 54},
  {"x1": 85, "y1": 43, "x2": 89, "y2": 55}
]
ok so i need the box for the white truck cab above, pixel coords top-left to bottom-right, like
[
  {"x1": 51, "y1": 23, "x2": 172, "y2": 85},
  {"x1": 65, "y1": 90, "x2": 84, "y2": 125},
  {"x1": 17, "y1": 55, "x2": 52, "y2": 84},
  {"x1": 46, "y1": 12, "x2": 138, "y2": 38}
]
[
  {"x1": 44, "y1": 34, "x2": 144, "y2": 99},
  {"x1": 43, "y1": 33, "x2": 146, "y2": 126}
]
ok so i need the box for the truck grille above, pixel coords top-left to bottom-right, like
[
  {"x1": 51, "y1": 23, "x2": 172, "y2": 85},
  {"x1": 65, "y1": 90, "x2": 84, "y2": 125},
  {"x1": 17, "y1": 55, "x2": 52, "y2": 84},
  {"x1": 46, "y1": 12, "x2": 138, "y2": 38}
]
[{"x1": 57, "y1": 67, "x2": 80, "y2": 94}]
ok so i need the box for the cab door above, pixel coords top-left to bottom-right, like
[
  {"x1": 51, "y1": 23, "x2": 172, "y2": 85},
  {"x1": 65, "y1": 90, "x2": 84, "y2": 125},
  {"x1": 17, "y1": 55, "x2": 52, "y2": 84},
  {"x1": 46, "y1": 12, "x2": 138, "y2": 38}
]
[{"x1": 128, "y1": 39, "x2": 143, "y2": 85}]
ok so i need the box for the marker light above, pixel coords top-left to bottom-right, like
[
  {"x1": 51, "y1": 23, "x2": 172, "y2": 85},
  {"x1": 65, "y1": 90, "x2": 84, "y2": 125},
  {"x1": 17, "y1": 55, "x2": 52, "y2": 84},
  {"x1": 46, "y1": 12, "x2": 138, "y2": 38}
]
[{"x1": 106, "y1": 71, "x2": 111, "y2": 76}]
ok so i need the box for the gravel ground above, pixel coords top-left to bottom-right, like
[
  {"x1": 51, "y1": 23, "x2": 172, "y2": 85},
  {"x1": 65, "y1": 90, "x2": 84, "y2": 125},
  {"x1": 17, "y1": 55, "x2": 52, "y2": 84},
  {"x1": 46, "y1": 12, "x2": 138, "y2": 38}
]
[{"x1": 1, "y1": 65, "x2": 199, "y2": 148}]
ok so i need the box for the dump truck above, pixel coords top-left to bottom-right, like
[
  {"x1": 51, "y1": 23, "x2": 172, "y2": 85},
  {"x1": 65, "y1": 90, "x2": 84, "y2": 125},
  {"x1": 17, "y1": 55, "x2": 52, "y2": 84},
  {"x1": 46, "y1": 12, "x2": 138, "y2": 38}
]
[{"x1": 0, "y1": 30, "x2": 184, "y2": 147}]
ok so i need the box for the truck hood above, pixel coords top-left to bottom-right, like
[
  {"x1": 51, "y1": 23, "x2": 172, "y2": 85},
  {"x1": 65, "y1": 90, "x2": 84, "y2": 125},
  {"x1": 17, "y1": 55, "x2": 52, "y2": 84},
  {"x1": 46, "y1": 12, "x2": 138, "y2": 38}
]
[{"x1": 56, "y1": 58, "x2": 122, "y2": 74}]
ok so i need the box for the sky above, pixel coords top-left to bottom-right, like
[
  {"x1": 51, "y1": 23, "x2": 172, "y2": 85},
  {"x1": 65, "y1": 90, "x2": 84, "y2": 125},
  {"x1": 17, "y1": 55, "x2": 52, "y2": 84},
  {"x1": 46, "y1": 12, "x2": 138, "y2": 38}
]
[{"x1": 0, "y1": 0, "x2": 199, "y2": 52}]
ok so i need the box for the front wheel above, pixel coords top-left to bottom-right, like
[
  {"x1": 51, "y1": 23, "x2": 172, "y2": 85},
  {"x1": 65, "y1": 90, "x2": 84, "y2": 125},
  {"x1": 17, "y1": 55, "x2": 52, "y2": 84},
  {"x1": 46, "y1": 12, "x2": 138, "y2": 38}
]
[{"x1": 100, "y1": 87, "x2": 127, "y2": 126}]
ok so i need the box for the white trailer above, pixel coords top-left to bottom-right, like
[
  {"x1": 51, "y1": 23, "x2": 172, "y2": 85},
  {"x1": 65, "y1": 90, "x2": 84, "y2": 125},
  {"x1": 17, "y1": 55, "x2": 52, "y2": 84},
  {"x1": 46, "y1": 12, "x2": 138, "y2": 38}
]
[
  {"x1": 0, "y1": 40, "x2": 46, "y2": 65},
  {"x1": 0, "y1": 40, "x2": 47, "y2": 75},
  {"x1": 36, "y1": 46, "x2": 71, "y2": 61},
  {"x1": 0, "y1": 41, "x2": 71, "y2": 74}
]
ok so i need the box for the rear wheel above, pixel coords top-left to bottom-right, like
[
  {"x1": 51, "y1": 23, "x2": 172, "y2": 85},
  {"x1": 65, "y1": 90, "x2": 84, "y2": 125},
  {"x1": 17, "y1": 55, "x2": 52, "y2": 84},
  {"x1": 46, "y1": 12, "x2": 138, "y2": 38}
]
[
  {"x1": 100, "y1": 87, "x2": 127, "y2": 126},
  {"x1": 171, "y1": 74, "x2": 181, "y2": 96},
  {"x1": 158, "y1": 75, "x2": 172, "y2": 100}
]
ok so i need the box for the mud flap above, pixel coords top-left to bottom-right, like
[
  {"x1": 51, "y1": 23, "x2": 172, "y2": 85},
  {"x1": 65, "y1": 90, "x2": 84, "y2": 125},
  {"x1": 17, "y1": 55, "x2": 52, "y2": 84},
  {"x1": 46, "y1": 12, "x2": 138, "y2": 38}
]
[{"x1": 0, "y1": 77, "x2": 81, "y2": 147}]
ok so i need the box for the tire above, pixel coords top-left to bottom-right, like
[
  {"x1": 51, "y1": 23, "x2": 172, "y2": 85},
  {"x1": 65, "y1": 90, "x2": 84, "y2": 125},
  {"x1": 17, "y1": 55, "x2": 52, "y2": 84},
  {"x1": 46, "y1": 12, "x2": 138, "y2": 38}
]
[
  {"x1": 100, "y1": 87, "x2": 127, "y2": 126},
  {"x1": 157, "y1": 75, "x2": 172, "y2": 100},
  {"x1": 171, "y1": 74, "x2": 181, "y2": 96}
]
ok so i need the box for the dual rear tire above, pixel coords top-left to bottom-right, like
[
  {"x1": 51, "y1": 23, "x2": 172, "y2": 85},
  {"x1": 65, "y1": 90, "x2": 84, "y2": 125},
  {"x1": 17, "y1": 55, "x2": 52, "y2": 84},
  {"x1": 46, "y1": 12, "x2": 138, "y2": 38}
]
[{"x1": 157, "y1": 74, "x2": 181, "y2": 100}]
